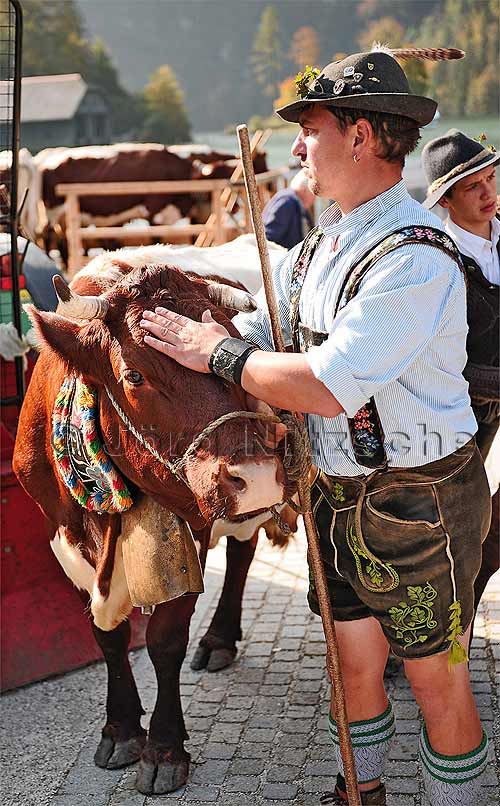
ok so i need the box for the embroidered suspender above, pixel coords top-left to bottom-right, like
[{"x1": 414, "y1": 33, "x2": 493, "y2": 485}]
[{"x1": 289, "y1": 225, "x2": 464, "y2": 470}]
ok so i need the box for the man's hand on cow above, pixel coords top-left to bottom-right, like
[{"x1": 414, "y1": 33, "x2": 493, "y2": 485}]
[{"x1": 140, "y1": 307, "x2": 229, "y2": 373}]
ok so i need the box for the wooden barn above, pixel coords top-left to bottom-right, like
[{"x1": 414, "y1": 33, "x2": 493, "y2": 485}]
[{"x1": 0, "y1": 73, "x2": 111, "y2": 155}]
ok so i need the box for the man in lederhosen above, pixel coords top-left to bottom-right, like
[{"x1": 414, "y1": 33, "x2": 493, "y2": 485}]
[
  {"x1": 422, "y1": 129, "x2": 499, "y2": 619},
  {"x1": 140, "y1": 49, "x2": 492, "y2": 805}
]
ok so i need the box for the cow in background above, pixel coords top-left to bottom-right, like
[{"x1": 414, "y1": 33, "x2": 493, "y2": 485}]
[
  {"x1": 0, "y1": 148, "x2": 39, "y2": 241},
  {"x1": 32, "y1": 144, "x2": 194, "y2": 243}
]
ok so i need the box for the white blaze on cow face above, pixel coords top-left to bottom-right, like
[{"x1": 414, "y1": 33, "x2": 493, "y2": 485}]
[{"x1": 223, "y1": 458, "x2": 284, "y2": 516}]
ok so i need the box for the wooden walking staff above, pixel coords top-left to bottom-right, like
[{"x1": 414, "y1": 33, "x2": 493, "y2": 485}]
[{"x1": 236, "y1": 124, "x2": 361, "y2": 806}]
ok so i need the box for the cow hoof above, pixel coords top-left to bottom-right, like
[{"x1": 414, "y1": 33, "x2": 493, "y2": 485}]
[
  {"x1": 107, "y1": 735, "x2": 147, "y2": 769},
  {"x1": 207, "y1": 646, "x2": 237, "y2": 672},
  {"x1": 190, "y1": 638, "x2": 237, "y2": 671},
  {"x1": 94, "y1": 728, "x2": 146, "y2": 769},
  {"x1": 135, "y1": 747, "x2": 190, "y2": 794},
  {"x1": 190, "y1": 643, "x2": 211, "y2": 670},
  {"x1": 94, "y1": 735, "x2": 114, "y2": 768}
]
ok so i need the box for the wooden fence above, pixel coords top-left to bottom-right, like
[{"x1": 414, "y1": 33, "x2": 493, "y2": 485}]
[{"x1": 56, "y1": 167, "x2": 291, "y2": 276}]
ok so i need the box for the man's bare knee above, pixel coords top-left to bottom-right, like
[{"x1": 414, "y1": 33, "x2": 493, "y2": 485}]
[{"x1": 403, "y1": 650, "x2": 472, "y2": 711}]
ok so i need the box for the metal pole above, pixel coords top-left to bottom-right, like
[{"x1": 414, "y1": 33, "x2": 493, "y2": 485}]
[{"x1": 237, "y1": 124, "x2": 361, "y2": 806}]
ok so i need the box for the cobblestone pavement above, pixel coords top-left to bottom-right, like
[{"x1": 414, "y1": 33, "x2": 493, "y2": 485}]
[{"x1": 1, "y1": 528, "x2": 499, "y2": 806}]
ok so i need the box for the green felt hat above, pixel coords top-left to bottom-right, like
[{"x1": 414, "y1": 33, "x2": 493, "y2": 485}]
[{"x1": 276, "y1": 49, "x2": 438, "y2": 126}]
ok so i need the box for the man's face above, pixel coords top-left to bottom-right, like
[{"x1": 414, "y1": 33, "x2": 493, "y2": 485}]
[
  {"x1": 291, "y1": 106, "x2": 352, "y2": 200},
  {"x1": 439, "y1": 164, "x2": 498, "y2": 229}
]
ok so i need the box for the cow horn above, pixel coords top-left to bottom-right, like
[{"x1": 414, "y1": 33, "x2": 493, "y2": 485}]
[
  {"x1": 52, "y1": 275, "x2": 109, "y2": 320},
  {"x1": 205, "y1": 281, "x2": 257, "y2": 312}
]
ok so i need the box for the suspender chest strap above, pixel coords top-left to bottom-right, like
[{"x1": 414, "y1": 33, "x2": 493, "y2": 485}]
[{"x1": 289, "y1": 225, "x2": 464, "y2": 470}]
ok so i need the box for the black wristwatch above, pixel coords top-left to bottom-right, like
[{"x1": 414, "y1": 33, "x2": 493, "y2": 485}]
[{"x1": 208, "y1": 337, "x2": 258, "y2": 385}]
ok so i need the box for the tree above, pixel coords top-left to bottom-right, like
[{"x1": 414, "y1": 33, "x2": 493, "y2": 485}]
[
  {"x1": 250, "y1": 6, "x2": 283, "y2": 107},
  {"x1": 289, "y1": 26, "x2": 320, "y2": 69},
  {"x1": 418, "y1": 0, "x2": 499, "y2": 117},
  {"x1": 357, "y1": 0, "x2": 441, "y2": 30},
  {"x1": 20, "y1": 1, "x2": 139, "y2": 135},
  {"x1": 358, "y1": 16, "x2": 405, "y2": 51},
  {"x1": 140, "y1": 65, "x2": 191, "y2": 145},
  {"x1": 466, "y1": 65, "x2": 498, "y2": 117},
  {"x1": 358, "y1": 17, "x2": 429, "y2": 98},
  {"x1": 273, "y1": 76, "x2": 297, "y2": 110}
]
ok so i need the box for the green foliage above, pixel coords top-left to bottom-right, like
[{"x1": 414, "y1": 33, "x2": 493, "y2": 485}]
[
  {"x1": 418, "y1": 0, "x2": 499, "y2": 117},
  {"x1": 358, "y1": 16, "x2": 405, "y2": 50},
  {"x1": 251, "y1": 5, "x2": 283, "y2": 105},
  {"x1": 294, "y1": 66, "x2": 320, "y2": 99},
  {"x1": 20, "y1": 0, "x2": 139, "y2": 135},
  {"x1": 355, "y1": 0, "x2": 497, "y2": 118},
  {"x1": 466, "y1": 65, "x2": 498, "y2": 117},
  {"x1": 357, "y1": 16, "x2": 430, "y2": 97},
  {"x1": 139, "y1": 65, "x2": 191, "y2": 145}
]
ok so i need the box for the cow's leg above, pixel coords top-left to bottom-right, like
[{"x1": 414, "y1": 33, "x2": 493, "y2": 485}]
[
  {"x1": 136, "y1": 595, "x2": 196, "y2": 795},
  {"x1": 92, "y1": 619, "x2": 146, "y2": 769},
  {"x1": 191, "y1": 531, "x2": 258, "y2": 672}
]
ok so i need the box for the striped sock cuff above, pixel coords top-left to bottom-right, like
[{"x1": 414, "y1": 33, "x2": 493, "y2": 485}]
[
  {"x1": 329, "y1": 703, "x2": 395, "y2": 784},
  {"x1": 328, "y1": 702, "x2": 396, "y2": 748},
  {"x1": 419, "y1": 727, "x2": 489, "y2": 784}
]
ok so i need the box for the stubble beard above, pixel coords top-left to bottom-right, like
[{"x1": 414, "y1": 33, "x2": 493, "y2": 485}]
[{"x1": 309, "y1": 177, "x2": 322, "y2": 196}]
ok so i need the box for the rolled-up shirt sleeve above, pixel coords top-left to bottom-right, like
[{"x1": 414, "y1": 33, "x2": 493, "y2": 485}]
[
  {"x1": 305, "y1": 247, "x2": 464, "y2": 417},
  {"x1": 232, "y1": 242, "x2": 302, "y2": 350}
]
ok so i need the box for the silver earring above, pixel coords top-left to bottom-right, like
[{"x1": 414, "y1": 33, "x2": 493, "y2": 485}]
[{"x1": 353, "y1": 154, "x2": 359, "y2": 163}]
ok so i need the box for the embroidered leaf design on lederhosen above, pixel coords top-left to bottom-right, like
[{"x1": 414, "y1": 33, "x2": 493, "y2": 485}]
[{"x1": 288, "y1": 225, "x2": 464, "y2": 470}]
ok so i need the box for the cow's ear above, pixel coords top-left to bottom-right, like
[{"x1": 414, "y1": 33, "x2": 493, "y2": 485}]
[{"x1": 26, "y1": 306, "x2": 110, "y2": 381}]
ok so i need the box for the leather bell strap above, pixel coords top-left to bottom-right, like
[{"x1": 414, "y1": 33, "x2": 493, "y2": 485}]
[{"x1": 209, "y1": 337, "x2": 258, "y2": 385}]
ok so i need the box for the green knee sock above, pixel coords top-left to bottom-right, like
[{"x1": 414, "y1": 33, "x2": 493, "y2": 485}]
[
  {"x1": 328, "y1": 702, "x2": 395, "y2": 785},
  {"x1": 420, "y1": 726, "x2": 489, "y2": 806}
]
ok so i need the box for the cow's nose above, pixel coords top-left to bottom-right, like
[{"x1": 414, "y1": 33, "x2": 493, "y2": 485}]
[
  {"x1": 219, "y1": 464, "x2": 247, "y2": 493},
  {"x1": 221, "y1": 459, "x2": 284, "y2": 514}
]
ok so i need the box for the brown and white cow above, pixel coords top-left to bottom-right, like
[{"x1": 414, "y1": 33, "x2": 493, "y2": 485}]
[
  {"x1": 13, "y1": 252, "x2": 295, "y2": 794},
  {"x1": 32, "y1": 143, "x2": 269, "y2": 254}
]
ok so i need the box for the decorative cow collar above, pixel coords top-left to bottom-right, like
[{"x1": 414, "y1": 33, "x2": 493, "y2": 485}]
[{"x1": 52, "y1": 375, "x2": 133, "y2": 513}]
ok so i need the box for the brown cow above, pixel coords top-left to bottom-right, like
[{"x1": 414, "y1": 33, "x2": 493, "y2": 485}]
[
  {"x1": 13, "y1": 259, "x2": 295, "y2": 794},
  {"x1": 33, "y1": 143, "x2": 268, "y2": 257},
  {"x1": 35, "y1": 143, "x2": 195, "y2": 221}
]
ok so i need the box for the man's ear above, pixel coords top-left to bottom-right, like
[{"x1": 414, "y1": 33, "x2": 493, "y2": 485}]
[
  {"x1": 26, "y1": 305, "x2": 110, "y2": 382},
  {"x1": 353, "y1": 118, "x2": 372, "y2": 150},
  {"x1": 438, "y1": 196, "x2": 450, "y2": 210}
]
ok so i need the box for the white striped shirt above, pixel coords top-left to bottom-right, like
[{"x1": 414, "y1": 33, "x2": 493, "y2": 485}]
[{"x1": 233, "y1": 180, "x2": 477, "y2": 476}]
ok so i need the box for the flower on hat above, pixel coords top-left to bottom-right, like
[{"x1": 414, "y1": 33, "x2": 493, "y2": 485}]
[
  {"x1": 476, "y1": 132, "x2": 496, "y2": 153},
  {"x1": 295, "y1": 66, "x2": 320, "y2": 99}
]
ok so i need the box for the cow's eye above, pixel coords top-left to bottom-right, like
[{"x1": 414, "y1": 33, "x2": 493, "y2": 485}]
[{"x1": 124, "y1": 369, "x2": 144, "y2": 386}]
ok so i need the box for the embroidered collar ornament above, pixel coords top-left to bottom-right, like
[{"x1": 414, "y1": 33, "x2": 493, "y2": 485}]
[
  {"x1": 295, "y1": 65, "x2": 320, "y2": 98},
  {"x1": 53, "y1": 375, "x2": 133, "y2": 513}
]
